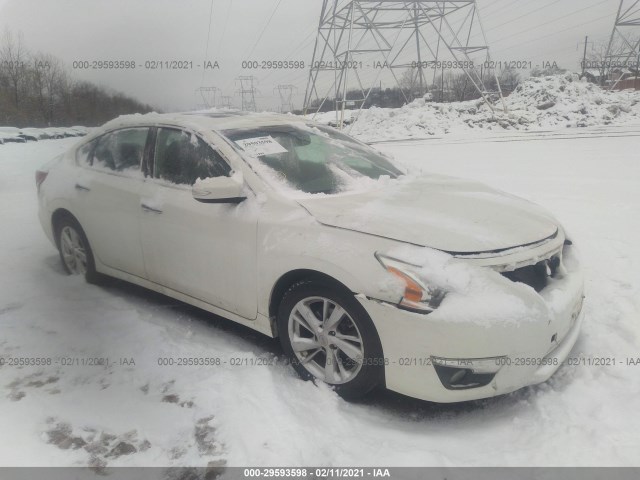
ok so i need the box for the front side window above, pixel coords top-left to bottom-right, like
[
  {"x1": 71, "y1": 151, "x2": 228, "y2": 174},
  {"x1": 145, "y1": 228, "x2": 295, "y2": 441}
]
[
  {"x1": 154, "y1": 128, "x2": 231, "y2": 185},
  {"x1": 92, "y1": 128, "x2": 149, "y2": 173}
]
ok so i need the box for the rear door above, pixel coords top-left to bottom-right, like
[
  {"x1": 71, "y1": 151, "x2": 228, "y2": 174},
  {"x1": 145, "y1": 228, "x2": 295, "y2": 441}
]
[
  {"x1": 139, "y1": 127, "x2": 258, "y2": 319},
  {"x1": 74, "y1": 127, "x2": 150, "y2": 277}
]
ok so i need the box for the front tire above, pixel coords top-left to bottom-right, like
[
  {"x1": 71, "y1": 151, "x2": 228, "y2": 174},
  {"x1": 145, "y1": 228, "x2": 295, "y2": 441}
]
[
  {"x1": 277, "y1": 280, "x2": 384, "y2": 399},
  {"x1": 55, "y1": 216, "x2": 99, "y2": 284}
]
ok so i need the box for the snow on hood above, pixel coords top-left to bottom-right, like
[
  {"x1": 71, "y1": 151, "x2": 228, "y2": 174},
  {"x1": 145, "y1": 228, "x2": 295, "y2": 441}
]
[
  {"x1": 378, "y1": 244, "x2": 550, "y2": 326},
  {"x1": 296, "y1": 175, "x2": 559, "y2": 253}
]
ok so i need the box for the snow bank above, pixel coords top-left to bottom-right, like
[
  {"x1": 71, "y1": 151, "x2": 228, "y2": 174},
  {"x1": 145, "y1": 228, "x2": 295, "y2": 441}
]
[{"x1": 311, "y1": 74, "x2": 640, "y2": 142}]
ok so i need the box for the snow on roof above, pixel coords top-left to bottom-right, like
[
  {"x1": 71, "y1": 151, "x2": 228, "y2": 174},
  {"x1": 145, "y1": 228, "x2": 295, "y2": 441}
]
[{"x1": 101, "y1": 110, "x2": 305, "y2": 134}]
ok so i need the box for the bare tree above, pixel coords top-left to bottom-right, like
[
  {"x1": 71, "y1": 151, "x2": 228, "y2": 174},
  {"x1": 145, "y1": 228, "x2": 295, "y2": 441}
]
[
  {"x1": 0, "y1": 28, "x2": 153, "y2": 127},
  {"x1": 40, "y1": 53, "x2": 64, "y2": 123},
  {"x1": 449, "y1": 72, "x2": 474, "y2": 101},
  {"x1": 584, "y1": 37, "x2": 639, "y2": 86},
  {"x1": 498, "y1": 66, "x2": 520, "y2": 93},
  {"x1": 399, "y1": 68, "x2": 419, "y2": 100},
  {"x1": 530, "y1": 64, "x2": 567, "y2": 78},
  {"x1": 0, "y1": 29, "x2": 28, "y2": 108}
]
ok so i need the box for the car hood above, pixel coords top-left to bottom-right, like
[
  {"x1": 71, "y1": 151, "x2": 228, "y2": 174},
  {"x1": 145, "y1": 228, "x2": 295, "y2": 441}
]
[{"x1": 296, "y1": 175, "x2": 559, "y2": 253}]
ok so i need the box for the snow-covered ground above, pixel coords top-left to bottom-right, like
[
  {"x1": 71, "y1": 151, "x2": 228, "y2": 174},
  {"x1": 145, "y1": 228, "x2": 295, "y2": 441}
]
[
  {"x1": 0, "y1": 126, "x2": 639, "y2": 468},
  {"x1": 311, "y1": 74, "x2": 640, "y2": 142}
]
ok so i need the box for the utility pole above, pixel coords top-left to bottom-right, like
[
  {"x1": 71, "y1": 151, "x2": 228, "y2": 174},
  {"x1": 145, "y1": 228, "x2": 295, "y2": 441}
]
[
  {"x1": 581, "y1": 36, "x2": 589, "y2": 79},
  {"x1": 235, "y1": 76, "x2": 258, "y2": 111}
]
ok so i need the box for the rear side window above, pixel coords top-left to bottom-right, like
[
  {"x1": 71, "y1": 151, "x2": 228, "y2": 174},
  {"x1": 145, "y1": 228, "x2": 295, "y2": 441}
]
[
  {"x1": 76, "y1": 139, "x2": 98, "y2": 167},
  {"x1": 92, "y1": 128, "x2": 149, "y2": 172},
  {"x1": 154, "y1": 128, "x2": 231, "y2": 185}
]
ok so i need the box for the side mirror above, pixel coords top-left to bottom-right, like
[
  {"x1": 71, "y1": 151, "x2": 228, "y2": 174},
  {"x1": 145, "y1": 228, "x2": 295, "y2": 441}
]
[{"x1": 192, "y1": 173, "x2": 246, "y2": 204}]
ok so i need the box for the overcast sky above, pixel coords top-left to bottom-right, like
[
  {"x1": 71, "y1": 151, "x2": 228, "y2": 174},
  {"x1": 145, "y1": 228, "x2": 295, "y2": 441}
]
[{"x1": 0, "y1": 0, "x2": 620, "y2": 112}]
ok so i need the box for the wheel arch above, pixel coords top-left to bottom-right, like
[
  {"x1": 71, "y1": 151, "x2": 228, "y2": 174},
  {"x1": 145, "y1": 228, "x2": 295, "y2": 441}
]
[
  {"x1": 272, "y1": 268, "x2": 387, "y2": 393},
  {"x1": 268, "y1": 269, "x2": 354, "y2": 336},
  {"x1": 51, "y1": 208, "x2": 81, "y2": 248}
]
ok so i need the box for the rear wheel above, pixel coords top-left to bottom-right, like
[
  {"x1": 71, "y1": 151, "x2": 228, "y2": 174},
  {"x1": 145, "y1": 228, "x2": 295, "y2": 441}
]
[
  {"x1": 55, "y1": 216, "x2": 99, "y2": 283},
  {"x1": 277, "y1": 280, "x2": 384, "y2": 399}
]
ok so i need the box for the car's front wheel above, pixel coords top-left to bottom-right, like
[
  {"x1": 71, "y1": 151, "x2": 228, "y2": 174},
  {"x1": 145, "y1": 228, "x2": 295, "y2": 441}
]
[
  {"x1": 277, "y1": 280, "x2": 384, "y2": 399},
  {"x1": 55, "y1": 216, "x2": 99, "y2": 283}
]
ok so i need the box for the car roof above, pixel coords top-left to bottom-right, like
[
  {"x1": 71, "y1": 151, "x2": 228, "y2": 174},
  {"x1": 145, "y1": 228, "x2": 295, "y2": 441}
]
[{"x1": 100, "y1": 111, "x2": 306, "y2": 134}]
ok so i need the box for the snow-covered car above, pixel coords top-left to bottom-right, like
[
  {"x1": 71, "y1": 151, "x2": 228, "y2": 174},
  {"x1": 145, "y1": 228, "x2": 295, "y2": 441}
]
[
  {"x1": 59, "y1": 127, "x2": 83, "y2": 137},
  {"x1": 69, "y1": 125, "x2": 90, "y2": 136},
  {"x1": 17, "y1": 128, "x2": 44, "y2": 141},
  {"x1": 36, "y1": 112, "x2": 584, "y2": 402},
  {"x1": 0, "y1": 127, "x2": 28, "y2": 143},
  {"x1": 0, "y1": 126, "x2": 41, "y2": 141},
  {"x1": 43, "y1": 127, "x2": 67, "y2": 139}
]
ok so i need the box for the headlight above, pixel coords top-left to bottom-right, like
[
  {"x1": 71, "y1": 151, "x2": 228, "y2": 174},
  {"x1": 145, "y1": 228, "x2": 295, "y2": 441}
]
[{"x1": 375, "y1": 253, "x2": 446, "y2": 313}]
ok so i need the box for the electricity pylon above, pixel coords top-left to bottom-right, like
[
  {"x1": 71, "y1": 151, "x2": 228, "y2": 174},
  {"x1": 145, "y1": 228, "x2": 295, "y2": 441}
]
[
  {"x1": 196, "y1": 86, "x2": 219, "y2": 109},
  {"x1": 235, "y1": 76, "x2": 258, "y2": 111},
  {"x1": 218, "y1": 95, "x2": 233, "y2": 109},
  {"x1": 274, "y1": 84, "x2": 298, "y2": 113},
  {"x1": 604, "y1": 0, "x2": 640, "y2": 90},
  {"x1": 303, "y1": 0, "x2": 506, "y2": 128}
]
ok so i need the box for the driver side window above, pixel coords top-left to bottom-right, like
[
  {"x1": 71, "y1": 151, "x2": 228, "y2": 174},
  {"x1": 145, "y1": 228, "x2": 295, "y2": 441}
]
[{"x1": 154, "y1": 128, "x2": 231, "y2": 185}]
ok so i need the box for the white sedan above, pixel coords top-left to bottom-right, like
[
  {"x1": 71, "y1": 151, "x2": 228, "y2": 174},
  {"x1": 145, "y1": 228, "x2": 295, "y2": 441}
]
[{"x1": 36, "y1": 112, "x2": 584, "y2": 402}]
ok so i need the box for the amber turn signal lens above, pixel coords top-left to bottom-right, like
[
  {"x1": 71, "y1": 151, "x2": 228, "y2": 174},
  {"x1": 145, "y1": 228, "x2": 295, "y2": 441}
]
[{"x1": 387, "y1": 266, "x2": 424, "y2": 303}]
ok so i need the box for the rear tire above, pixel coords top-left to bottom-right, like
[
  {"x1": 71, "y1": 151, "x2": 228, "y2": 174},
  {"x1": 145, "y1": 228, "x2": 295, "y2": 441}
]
[
  {"x1": 55, "y1": 215, "x2": 100, "y2": 284},
  {"x1": 277, "y1": 280, "x2": 384, "y2": 399}
]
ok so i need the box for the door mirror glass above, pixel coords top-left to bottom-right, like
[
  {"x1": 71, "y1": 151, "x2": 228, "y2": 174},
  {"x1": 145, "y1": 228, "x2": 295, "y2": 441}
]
[{"x1": 192, "y1": 172, "x2": 246, "y2": 204}]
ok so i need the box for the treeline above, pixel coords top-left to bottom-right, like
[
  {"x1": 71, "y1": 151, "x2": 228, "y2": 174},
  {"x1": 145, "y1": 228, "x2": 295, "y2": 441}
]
[{"x1": 0, "y1": 30, "x2": 154, "y2": 127}]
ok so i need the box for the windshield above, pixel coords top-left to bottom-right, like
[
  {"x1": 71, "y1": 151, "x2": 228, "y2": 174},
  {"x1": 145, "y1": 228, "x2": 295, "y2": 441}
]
[{"x1": 222, "y1": 124, "x2": 403, "y2": 194}]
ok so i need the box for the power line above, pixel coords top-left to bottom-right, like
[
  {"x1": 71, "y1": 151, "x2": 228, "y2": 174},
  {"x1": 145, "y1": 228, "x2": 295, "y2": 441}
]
[
  {"x1": 498, "y1": 12, "x2": 615, "y2": 54},
  {"x1": 201, "y1": 0, "x2": 215, "y2": 85},
  {"x1": 215, "y1": 0, "x2": 233, "y2": 59},
  {"x1": 243, "y1": 0, "x2": 285, "y2": 60},
  {"x1": 223, "y1": 0, "x2": 286, "y2": 93},
  {"x1": 490, "y1": 0, "x2": 611, "y2": 44},
  {"x1": 488, "y1": 0, "x2": 563, "y2": 32}
]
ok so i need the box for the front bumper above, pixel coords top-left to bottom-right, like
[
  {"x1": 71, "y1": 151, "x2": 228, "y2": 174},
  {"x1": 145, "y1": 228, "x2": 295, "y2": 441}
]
[{"x1": 357, "y1": 267, "x2": 584, "y2": 403}]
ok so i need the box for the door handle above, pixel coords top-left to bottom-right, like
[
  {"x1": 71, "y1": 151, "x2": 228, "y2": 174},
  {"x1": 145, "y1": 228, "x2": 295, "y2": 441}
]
[
  {"x1": 141, "y1": 203, "x2": 163, "y2": 214},
  {"x1": 75, "y1": 184, "x2": 91, "y2": 192}
]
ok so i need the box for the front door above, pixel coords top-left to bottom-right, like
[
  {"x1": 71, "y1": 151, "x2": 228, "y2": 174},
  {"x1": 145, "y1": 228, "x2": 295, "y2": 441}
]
[{"x1": 139, "y1": 127, "x2": 258, "y2": 319}]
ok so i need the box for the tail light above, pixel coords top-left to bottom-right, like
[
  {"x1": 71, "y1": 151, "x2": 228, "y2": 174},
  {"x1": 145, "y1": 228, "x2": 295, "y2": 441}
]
[{"x1": 35, "y1": 170, "x2": 49, "y2": 192}]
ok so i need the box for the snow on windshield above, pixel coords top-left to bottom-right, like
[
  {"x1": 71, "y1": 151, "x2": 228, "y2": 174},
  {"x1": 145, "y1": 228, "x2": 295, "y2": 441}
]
[{"x1": 222, "y1": 123, "x2": 405, "y2": 197}]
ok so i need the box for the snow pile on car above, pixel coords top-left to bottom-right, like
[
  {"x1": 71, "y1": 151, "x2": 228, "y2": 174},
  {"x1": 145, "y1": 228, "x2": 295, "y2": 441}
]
[
  {"x1": 380, "y1": 244, "x2": 553, "y2": 326},
  {"x1": 311, "y1": 74, "x2": 640, "y2": 142}
]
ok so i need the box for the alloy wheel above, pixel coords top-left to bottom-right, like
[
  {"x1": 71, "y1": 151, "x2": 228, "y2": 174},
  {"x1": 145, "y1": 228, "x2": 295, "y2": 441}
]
[
  {"x1": 288, "y1": 296, "x2": 364, "y2": 384},
  {"x1": 60, "y1": 225, "x2": 88, "y2": 275}
]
